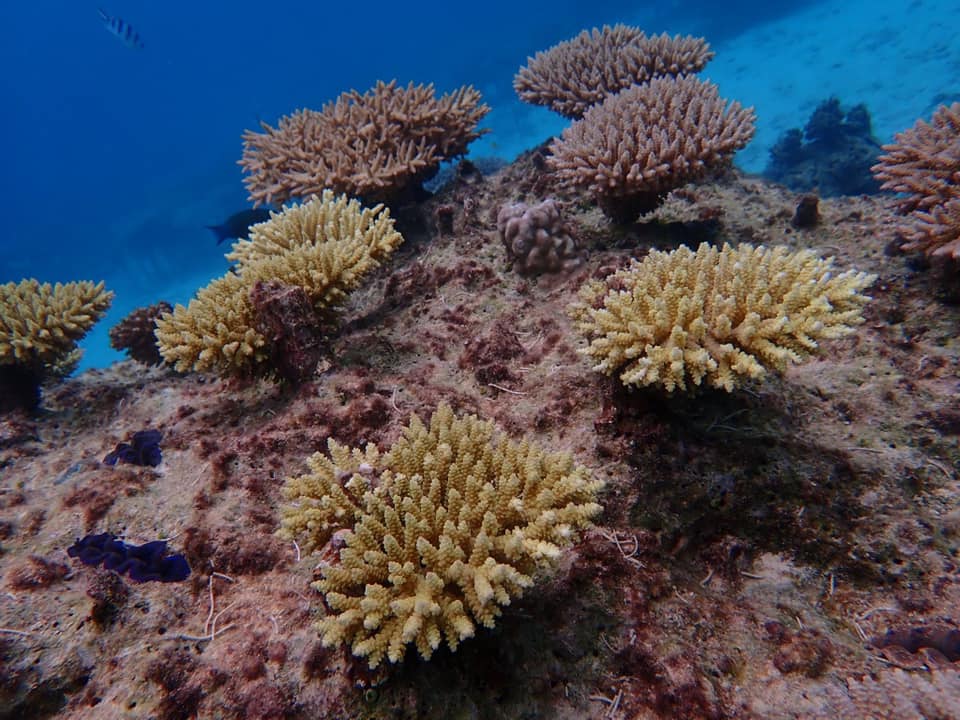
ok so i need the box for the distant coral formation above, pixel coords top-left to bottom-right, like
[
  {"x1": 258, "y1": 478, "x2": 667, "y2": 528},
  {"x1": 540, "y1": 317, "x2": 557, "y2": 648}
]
[
  {"x1": 109, "y1": 301, "x2": 171, "y2": 366},
  {"x1": 497, "y1": 199, "x2": 580, "y2": 274},
  {"x1": 155, "y1": 191, "x2": 403, "y2": 378},
  {"x1": 240, "y1": 80, "x2": 489, "y2": 206},
  {"x1": 765, "y1": 97, "x2": 882, "y2": 197},
  {"x1": 514, "y1": 25, "x2": 713, "y2": 118},
  {"x1": 0, "y1": 279, "x2": 113, "y2": 411},
  {"x1": 872, "y1": 102, "x2": 960, "y2": 259},
  {"x1": 279, "y1": 404, "x2": 603, "y2": 668},
  {"x1": 568, "y1": 242, "x2": 876, "y2": 392},
  {"x1": 549, "y1": 75, "x2": 755, "y2": 223}
]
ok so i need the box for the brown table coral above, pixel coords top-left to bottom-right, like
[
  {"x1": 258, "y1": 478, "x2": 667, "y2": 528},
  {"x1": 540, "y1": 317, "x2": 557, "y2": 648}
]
[
  {"x1": 548, "y1": 75, "x2": 755, "y2": 223},
  {"x1": 514, "y1": 24, "x2": 713, "y2": 119},
  {"x1": 239, "y1": 80, "x2": 489, "y2": 207}
]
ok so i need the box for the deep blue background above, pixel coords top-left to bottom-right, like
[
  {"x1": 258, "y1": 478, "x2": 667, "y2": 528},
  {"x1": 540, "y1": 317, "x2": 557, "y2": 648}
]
[{"x1": 0, "y1": 1, "x2": 814, "y2": 367}]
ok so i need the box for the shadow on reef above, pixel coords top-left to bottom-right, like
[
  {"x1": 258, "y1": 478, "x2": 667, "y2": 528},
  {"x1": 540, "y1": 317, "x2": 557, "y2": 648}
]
[
  {"x1": 0, "y1": 635, "x2": 92, "y2": 720},
  {"x1": 343, "y1": 550, "x2": 616, "y2": 720},
  {"x1": 0, "y1": 365, "x2": 42, "y2": 414},
  {"x1": 594, "y1": 379, "x2": 906, "y2": 581},
  {"x1": 764, "y1": 97, "x2": 882, "y2": 197}
]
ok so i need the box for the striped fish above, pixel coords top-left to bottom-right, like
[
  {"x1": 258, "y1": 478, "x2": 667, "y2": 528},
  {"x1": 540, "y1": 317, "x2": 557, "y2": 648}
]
[{"x1": 97, "y1": 8, "x2": 144, "y2": 49}]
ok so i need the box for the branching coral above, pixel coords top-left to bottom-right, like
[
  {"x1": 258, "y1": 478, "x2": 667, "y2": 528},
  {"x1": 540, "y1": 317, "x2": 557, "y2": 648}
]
[
  {"x1": 1, "y1": 279, "x2": 113, "y2": 371},
  {"x1": 514, "y1": 25, "x2": 713, "y2": 119},
  {"x1": 239, "y1": 80, "x2": 490, "y2": 207},
  {"x1": 278, "y1": 404, "x2": 603, "y2": 668},
  {"x1": 902, "y1": 197, "x2": 960, "y2": 259},
  {"x1": 155, "y1": 191, "x2": 403, "y2": 377},
  {"x1": 109, "y1": 301, "x2": 171, "y2": 365},
  {"x1": 568, "y1": 242, "x2": 876, "y2": 392},
  {"x1": 0, "y1": 279, "x2": 113, "y2": 411},
  {"x1": 548, "y1": 75, "x2": 755, "y2": 223},
  {"x1": 872, "y1": 102, "x2": 960, "y2": 259}
]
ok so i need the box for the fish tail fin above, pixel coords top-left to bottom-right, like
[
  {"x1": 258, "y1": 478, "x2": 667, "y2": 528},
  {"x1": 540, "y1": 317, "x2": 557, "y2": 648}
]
[{"x1": 206, "y1": 224, "x2": 229, "y2": 244}]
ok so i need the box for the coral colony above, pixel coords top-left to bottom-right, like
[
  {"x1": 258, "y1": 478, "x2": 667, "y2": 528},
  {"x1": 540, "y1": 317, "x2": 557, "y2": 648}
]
[
  {"x1": 278, "y1": 404, "x2": 602, "y2": 667},
  {"x1": 2, "y1": 19, "x2": 960, "y2": 720}
]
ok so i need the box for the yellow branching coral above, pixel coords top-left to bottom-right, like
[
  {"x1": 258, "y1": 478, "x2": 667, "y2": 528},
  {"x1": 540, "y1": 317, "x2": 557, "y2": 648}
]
[
  {"x1": 514, "y1": 24, "x2": 714, "y2": 119},
  {"x1": 279, "y1": 404, "x2": 603, "y2": 668},
  {"x1": 0, "y1": 279, "x2": 113, "y2": 372},
  {"x1": 548, "y1": 75, "x2": 755, "y2": 223},
  {"x1": 239, "y1": 80, "x2": 490, "y2": 206},
  {"x1": 568, "y1": 243, "x2": 876, "y2": 392},
  {"x1": 155, "y1": 191, "x2": 403, "y2": 376},
  {"x1": 872, "y1": 103, "x2": 960, "y2": 259}
]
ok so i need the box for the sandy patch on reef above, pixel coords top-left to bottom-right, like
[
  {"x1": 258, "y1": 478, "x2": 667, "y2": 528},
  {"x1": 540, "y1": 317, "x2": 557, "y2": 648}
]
[{"x1": 2, "y1": 155, "x2": 959, "y2": 719}]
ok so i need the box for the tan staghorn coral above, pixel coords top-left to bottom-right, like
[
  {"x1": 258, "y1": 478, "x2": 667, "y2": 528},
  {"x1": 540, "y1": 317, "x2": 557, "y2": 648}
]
[
  {"x1": 239, "y1": 80, "x2": 489, "y2": 207},
  {"x1": 0, "y1": 279, "x2": 113, "y2": 372},
  {"x1": 548, "y1": 75, "x2": 755, "y2": 223},
  {"x1": 514, "y1": 25, "x2": 714, "y2": 119},
  {"x1": 155, "y1": 191, "x2": 403, "y2": 377},
  {"x1": 872, "y1": 103, "x2": 960, "y2": 259},
  {"x1": 1, "y1": 278, "x2": 113, "y2": 412},
  {"x1": 278, "y1": 403, "x2": 603, "y2": 668},
  {"x1": 568, "y1": 242, "x2": 876, "y2": 392}
]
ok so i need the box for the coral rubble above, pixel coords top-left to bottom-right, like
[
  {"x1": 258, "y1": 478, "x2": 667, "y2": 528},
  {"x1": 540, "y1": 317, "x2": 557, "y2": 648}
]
[
  {"x1": 279, "y1": 404, "x2": 603, "y2": 668},
  {"x1": 568, "y1": 242, "x2": 876, "y2": 392},
  {"x1": 549, "y1": 75, "x2": 755, "y2": 223}
]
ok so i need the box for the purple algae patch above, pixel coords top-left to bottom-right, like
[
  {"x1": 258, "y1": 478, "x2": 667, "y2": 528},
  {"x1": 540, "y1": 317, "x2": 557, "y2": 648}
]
[{"x1": 67, "y1": 532, "x2": 190, "y2": 583}]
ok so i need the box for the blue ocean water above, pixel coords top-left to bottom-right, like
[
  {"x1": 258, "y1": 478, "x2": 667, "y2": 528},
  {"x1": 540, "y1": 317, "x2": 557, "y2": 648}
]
[{"x1": 2, "y1": 0, "x2": 956, "y2": 370}]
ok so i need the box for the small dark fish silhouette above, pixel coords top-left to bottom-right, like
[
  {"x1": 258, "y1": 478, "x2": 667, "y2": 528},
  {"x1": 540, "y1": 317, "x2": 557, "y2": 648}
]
[
  {"x1": 207, "y1": 208, "x2": 273, "y2": 245},
  {"x1": 98, "y1": 8, "x2": 144, "y2": 49}
]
